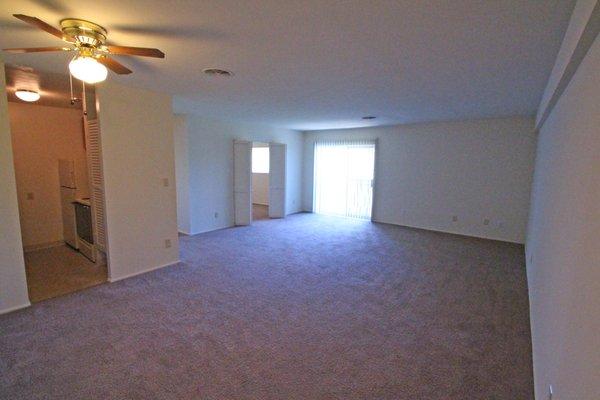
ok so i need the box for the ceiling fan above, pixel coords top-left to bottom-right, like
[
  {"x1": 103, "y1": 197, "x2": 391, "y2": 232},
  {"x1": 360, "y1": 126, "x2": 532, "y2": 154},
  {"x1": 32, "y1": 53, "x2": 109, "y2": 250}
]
[{"x1": 3, "y1": 14, "x2": 165, "y2": 84}]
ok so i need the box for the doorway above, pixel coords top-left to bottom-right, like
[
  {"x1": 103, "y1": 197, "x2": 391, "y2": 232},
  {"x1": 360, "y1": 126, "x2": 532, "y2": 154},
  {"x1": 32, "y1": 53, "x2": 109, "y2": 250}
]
[
  {"x1": 5, "y1": 66, "x2": 108, "y2": 302},
  {"x1": 252, "y1": 142, "x2": 270, "y2": 220},
  {"x1": 313, "y1": 140, "x2": 376, "y2": 220},
  {"x1": 233, "y1": 140, "x2": 286, "y2": 225}
]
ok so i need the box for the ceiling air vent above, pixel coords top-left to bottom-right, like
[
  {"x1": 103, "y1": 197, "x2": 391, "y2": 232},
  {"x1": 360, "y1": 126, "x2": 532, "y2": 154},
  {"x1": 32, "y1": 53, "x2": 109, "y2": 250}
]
[{"x1": 203, "y1": 68, "x2": 234, "y2": 77}]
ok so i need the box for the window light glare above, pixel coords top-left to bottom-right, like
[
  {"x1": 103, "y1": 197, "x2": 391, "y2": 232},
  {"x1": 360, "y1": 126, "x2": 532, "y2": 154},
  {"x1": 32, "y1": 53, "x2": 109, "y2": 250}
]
[{"x1": 252, "y1": 147, "x2": 270, "y2": 173}]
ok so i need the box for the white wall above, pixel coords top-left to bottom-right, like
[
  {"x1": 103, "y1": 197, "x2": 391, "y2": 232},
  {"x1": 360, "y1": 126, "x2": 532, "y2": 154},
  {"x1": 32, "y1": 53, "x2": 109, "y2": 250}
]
[
  {"x1": 182, "y1": 116, "x2": 302, "y2": 234},
  {"x1": 252, "y1": 174, "x2": 269, "y2": 205},
  {"x1": 96, "y1": 82, "x2": 179, "y2": 282},
  {"x1": 536, "y1": 0, "x2": 597, "y2": 127},
  {"x1": 173, "y1": 114, "x2": 191, "y2": 234},
  {"x1": 0, "y1": 61, "x2": 30, "y2": 314},
  {"x1": 526, "y1": 5, "x2": 600, "y2": 400},
  {"x1": 303, "y1": 117, "x2": 536, "y2": 243},
  {"x1": 8, "y1": 103, "x2": 89, "y2": 249}
]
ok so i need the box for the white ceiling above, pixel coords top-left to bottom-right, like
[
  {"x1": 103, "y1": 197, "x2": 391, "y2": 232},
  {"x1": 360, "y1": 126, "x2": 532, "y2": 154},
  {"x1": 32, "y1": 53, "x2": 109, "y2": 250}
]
[{"x1": 0, "y1": 0, "x2": 575, "y2": 130}]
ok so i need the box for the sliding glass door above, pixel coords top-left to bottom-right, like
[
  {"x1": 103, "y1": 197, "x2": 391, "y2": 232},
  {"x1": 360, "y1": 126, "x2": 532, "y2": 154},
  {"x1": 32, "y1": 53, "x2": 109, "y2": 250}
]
[{"x1": 313, "y1": 140, "x2": 376, "y2": 219}]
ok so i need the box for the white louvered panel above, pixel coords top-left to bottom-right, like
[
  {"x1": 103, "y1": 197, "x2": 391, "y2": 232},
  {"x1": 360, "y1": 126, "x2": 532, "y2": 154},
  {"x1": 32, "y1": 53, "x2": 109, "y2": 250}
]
[{"x1": 85, "y1": 118, "x2": 107, "y2": 251}]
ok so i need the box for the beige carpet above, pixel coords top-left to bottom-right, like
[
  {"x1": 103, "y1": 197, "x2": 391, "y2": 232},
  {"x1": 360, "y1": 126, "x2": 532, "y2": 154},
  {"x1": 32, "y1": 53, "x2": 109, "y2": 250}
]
[
  {"x1": 24, "y1": 245, "x2": 108, "y2": 303},
  {"x1": 1, "y1": 214, "x2": 533, "y2": 399}
]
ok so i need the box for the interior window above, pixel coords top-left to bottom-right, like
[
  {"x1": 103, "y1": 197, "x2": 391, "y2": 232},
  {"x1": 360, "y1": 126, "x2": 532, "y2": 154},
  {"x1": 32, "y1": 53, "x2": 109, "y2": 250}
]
[{"x1": 252, "y1": 147, "x2": 270, "y2": 173}]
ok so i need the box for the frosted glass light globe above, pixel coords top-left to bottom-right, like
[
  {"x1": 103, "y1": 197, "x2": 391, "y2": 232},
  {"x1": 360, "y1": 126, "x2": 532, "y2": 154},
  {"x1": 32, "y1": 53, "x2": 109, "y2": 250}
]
[
  {"x1": 15, "y1": 89, "x2": 40, "y2": 102},
  {"x1": 69, "y1": 56, "x2": 108, "y2": 84}
]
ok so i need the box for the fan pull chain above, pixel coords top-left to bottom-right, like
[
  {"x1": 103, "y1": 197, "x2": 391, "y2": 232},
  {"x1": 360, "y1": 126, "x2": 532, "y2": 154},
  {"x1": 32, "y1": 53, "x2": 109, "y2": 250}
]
[{"x1": 82, "y1": 81, "x2": 87, "y2": 115}]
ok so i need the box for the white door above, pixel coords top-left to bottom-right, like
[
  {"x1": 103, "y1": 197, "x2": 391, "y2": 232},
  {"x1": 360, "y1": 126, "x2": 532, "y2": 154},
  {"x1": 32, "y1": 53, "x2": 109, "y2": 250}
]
[
  {"x1": 268, "y1": 142, "x2": 286, "y2": 218},
  {"x1": 313, "y1": 140, "x2": 376, "y2": 219},
  {"x1": 234, "y1": 140, "x2": 252, "y2": 225},
  {"x1": 85, "y1": 118, "x2": 107, "y2": 251}
]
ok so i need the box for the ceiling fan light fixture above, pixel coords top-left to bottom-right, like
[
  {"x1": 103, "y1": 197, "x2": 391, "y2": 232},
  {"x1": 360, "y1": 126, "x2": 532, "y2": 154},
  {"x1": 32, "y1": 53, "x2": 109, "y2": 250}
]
[
  {"x1": 15, "y1": 89, "x2": 40, "y2": 102},
  {"x1": 69, "y1": 55, "x2": 107, "y2": 84}
]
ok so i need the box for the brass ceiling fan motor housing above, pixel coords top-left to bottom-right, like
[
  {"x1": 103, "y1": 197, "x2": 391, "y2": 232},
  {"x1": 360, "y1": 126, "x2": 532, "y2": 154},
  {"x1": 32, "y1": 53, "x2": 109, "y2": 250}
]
[
  {"x1": 3, "y1": 13, "x2": 165, "y2": 76},
  {"x1": 60, "y1": 18, "x2": 107, "y2": 48}
]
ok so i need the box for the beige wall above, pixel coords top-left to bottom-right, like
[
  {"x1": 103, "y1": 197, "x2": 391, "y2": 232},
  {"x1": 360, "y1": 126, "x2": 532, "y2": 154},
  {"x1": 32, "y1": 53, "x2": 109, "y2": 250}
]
[
  {"x1": 526, "y1": 4, "x2": 600, "y2": 399},
  {"x1": 0, "y1": 61, "x2": 30, "y2": 314},
  {"x1": 303, "y1": 117, "x2": 537, "y2": 243},
  {"x1": 252, "y1": 173, "x2": 269, "y2": 205},
  {"x1": 8, "y1": 103, "x2": 88, "y2": 249},
  {"x1": 96, "y1": 82, "x2": 179, "y2": 282}
]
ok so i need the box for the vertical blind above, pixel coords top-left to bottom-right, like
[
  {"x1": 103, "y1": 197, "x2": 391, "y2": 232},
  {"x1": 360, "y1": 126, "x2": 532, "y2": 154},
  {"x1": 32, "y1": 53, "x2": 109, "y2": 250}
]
[{"x1": 313, "y1": 139, "x2": 376, "y2": 220}]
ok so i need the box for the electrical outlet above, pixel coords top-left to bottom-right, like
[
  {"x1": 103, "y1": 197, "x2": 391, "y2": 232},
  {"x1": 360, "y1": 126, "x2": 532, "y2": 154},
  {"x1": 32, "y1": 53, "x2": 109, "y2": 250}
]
[
  {"x1": 452, "y1": 215, "x2": 458, "y2": 222},
  {"x1": 164, "y1": 239, "x2": 172, "y2": 248},
  {"x1": 529, "y1": 253, "x2": 534, "y2": 264},
  {"x1": 162, "y1": 178, "x2": 169, "y2": 187},
  {"x1": 483, "y1": 218, "x2": 490, "y2": 225},
  {"x1": 214, "y1": 212, "x2": 219, "y2": 219},
  {"x1": 26, "y1": 192, "x2": 34, "y2": 200}
]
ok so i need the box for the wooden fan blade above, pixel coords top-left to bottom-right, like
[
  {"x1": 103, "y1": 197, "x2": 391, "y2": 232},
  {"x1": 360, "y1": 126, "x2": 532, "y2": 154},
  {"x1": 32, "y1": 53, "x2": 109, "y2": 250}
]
[
  {"x1": 98, "y1": 57, "x2": 132, "y2": 74},
  {"x1": 107, "y1": 45, "x2": 165, "y2": 58},
  {"x1": 3, "y1": 46, "x2": 71, "y2": 53},
  {"x1": 13, "y1": 14, "x2": 73, "y2": 42}
]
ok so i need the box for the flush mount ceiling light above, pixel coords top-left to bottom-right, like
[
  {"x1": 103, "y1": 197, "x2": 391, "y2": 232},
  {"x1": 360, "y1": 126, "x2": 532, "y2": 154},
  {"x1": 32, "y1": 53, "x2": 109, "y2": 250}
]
[
  {"x1": 3, "y1": 14, "x2": 166, "y2": 84},
  {"x1": 362, "y1": 116, "x2": 376, "y2": 120},
  {"x1": 69, "y1": 53, "x2": 108, "y2": 84},
  {"x1": 203, "y1": 68, "x2": 234, "y2": 77},
  {"x1": 15, "y1": 89, "x2": 40, "y2": 102}
]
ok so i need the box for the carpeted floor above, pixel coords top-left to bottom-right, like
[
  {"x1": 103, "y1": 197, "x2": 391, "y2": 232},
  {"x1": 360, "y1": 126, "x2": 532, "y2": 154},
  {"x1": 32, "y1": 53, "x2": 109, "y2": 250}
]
[
  {"x1": 0, "y1": 213, "x2": 533, "y2": 399},
  {"x1": 24, "y1": 245, "x2": 108, "y2": 303}
]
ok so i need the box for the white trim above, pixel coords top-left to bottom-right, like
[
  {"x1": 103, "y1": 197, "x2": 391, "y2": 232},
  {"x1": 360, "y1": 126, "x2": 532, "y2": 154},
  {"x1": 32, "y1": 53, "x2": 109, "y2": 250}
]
[
  {"x1": 108, "y1": 260, "x2": 181, "y2": 283},
  {"x1": 371, "y1": 217, "x2": 524, "y2": 244},
  {"x1": 0, "y1": 301, "x2": 31, "y2": 315},
  {"x1": 23, "y1": 241, "x2": 64, "y2": 253}
]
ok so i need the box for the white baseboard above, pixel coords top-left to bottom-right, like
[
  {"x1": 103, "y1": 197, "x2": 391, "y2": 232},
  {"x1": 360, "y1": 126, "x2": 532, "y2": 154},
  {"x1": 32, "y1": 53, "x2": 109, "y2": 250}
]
[
  {"x1": 0, "y1": 301, "x2": 31, "y2": 315},
  {"x1": 108, "y1": 260, "x2": 181, "y2": 283},
  {"x1": 24, "y1": 241, "x2": 63, "y2": 253},
  {"x1": 188, "y1": 223, "x2": 234, "y2": 236},
  {"x1": 371, "y1": 217, "x2": 523, "y2": 244}
]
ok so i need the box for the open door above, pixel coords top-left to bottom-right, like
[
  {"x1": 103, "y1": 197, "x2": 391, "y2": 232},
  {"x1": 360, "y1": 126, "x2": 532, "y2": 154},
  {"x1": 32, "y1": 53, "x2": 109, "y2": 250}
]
[
  {"x1": 233, "y1": 140, "x2": 252, "y2": 225},
  {"x1": 268, "y1": 142, "x2": 286, "y2": 218}
]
